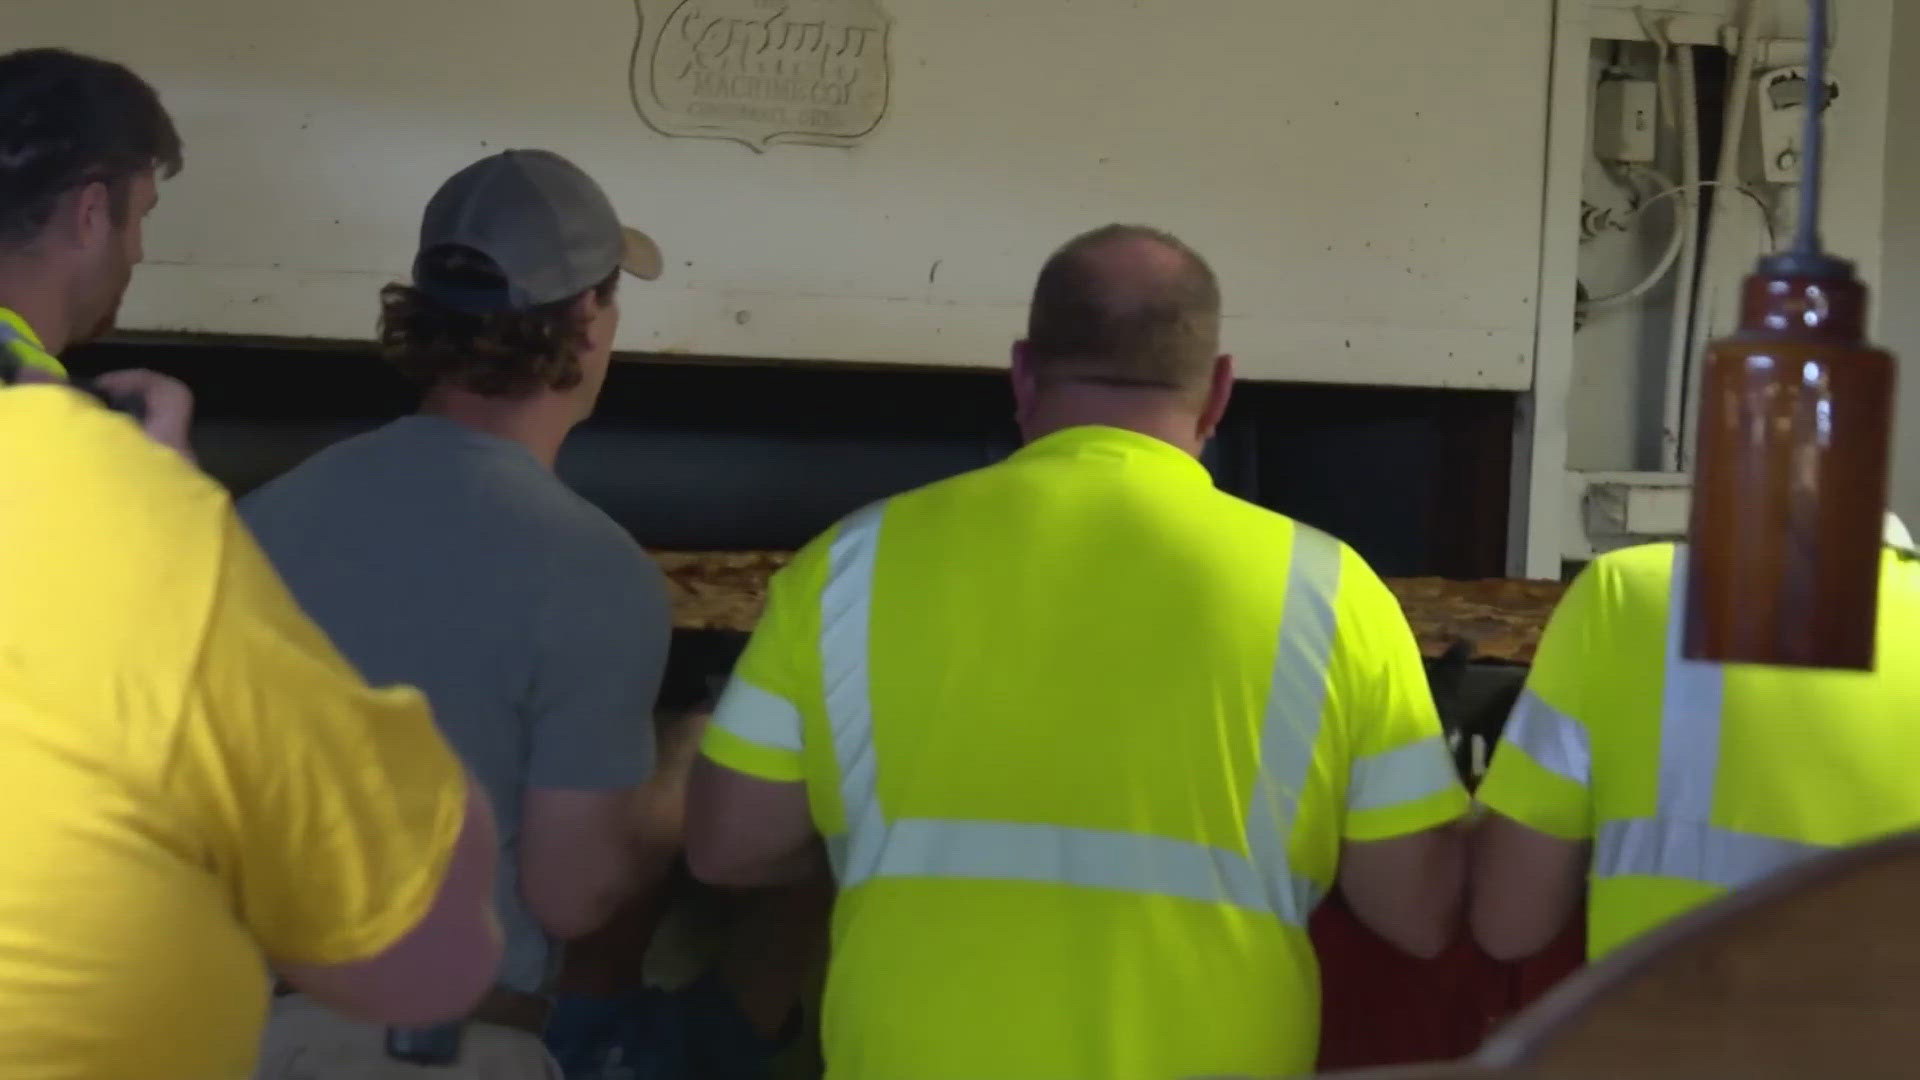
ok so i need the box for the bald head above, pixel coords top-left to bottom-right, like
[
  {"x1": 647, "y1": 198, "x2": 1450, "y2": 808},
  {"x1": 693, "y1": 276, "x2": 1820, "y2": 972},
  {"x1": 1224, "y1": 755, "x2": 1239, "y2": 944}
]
[{"x1": 1025, "y1": 225, "x2": 1222, "y2": 396}]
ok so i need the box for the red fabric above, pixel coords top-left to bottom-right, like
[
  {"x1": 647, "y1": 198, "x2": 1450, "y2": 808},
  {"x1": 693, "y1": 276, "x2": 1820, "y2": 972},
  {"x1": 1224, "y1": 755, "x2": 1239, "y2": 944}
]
[{"x1": 1311, "y1": 893, "x2": 1585, "y2": 1071}]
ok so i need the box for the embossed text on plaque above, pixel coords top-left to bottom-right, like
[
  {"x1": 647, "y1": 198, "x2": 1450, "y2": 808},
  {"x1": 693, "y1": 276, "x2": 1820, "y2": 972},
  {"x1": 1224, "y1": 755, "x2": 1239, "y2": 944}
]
[{"x1": 630, "y1": 0, "x2": 891, "y2": 152}]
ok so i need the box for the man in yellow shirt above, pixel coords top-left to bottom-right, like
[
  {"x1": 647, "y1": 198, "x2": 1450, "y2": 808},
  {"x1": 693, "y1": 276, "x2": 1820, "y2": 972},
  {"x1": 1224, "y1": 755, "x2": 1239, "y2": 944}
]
[
  {"x1": 687, "y1": 225, "x2": 1470, "y2": 1079},
  {"x1": 1471, "y1": 518, "x2": 1920, "y2": 962},
  {"x1": 0, "y1": 47, "x2": 505, "y2": 1078}
]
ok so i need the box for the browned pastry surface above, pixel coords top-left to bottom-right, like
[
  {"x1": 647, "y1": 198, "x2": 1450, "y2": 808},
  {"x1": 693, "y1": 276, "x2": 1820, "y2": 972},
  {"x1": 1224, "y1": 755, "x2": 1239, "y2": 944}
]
[
  {"x1": 1384, "y1": 577, "x2": 1567, "y2": 665},
  {"x1": 654, "y1": 551, "x2": 793, "y2": 632},
  {"x1": 653, "y1": 551, "x2": 1564, "y2": 664}
]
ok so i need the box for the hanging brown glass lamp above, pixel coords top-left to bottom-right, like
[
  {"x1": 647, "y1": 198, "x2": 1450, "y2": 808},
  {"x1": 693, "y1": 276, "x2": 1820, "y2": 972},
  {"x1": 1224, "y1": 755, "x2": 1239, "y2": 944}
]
[{"x1": 1683, "y1": 0, "x2": 1898, "y2": 670}]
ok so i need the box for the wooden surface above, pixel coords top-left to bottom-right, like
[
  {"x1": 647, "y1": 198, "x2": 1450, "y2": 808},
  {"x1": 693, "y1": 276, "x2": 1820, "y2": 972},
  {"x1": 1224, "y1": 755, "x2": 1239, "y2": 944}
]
[
  {"x1": 655, "y1": 551, "x2": 1564, "y2": 664},
  {"x1": 1475, "y1": 831, "x2": 1920, "y2": 1079}
]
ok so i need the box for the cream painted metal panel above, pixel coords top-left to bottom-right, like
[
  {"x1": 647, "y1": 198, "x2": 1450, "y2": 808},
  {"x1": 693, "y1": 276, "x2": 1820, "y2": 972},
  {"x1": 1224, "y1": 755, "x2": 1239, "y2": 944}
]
[
  {"x1": 1878, "y1": 1, "x2": 1920, "y2": 530},
  {"x1": 13, "y1": 0, "x2": 1550, "y2": 388}
]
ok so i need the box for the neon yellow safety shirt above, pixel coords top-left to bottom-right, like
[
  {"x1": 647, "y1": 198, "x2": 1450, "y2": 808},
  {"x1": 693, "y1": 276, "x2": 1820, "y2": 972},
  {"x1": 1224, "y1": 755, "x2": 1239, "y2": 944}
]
[
  {"x1": 1478, "y1": 519, "x2": 1920, "y2": 960},
  {"x1": 0, "y1": 307, "x2": 68, "y2": 379},
  {"x1": 0, "y1": 386, "x2": 467, "y2": 1078},
  {"x1": 703, "y1": 425, "x2": 1469, "y2": 1080}
]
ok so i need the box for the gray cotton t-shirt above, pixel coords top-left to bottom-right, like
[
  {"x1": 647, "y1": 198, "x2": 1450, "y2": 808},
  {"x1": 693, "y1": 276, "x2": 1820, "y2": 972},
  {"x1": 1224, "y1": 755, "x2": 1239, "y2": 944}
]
[{"x1": 240, "y1": 414, "x2": 670, "y2": 993}]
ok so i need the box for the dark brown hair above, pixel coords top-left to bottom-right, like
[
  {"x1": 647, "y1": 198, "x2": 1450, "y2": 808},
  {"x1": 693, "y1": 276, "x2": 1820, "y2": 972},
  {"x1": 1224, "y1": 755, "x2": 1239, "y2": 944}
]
[
  {"x1": 0, "y1": 48, "x2": 183, "y2": 243},
  {"x1": 1026, "y1": 224, "x2": 1222, "y2": 394},
  {"x1": 379, "y1": 246, "x2": 617, "y2": 398}
]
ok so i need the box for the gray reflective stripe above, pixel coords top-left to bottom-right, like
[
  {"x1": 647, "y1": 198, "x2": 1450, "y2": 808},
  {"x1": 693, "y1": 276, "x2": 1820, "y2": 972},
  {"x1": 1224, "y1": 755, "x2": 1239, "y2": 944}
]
[
  {"x1": 711, "y1": 677, "x2": 804, "y2": 753},
  {"x1": 1592, "y1": 545, "x2": 1827, "y2": 888},
  {"x1": 1349, "y1": 735, "x2": 1460, "y2": 812},
  {"x1": 815, "y1": 506, "x2": 1336, "y2": 925},
  {"x1": 1500, "y1": 689, "x2": 1591, "y2": 786},
  {"x1": 1889, "y1": 514, "x2": 1915, "y2": 554},
  {"x1": 1596, "y1": 818, "x2": 1831, "y2": 890},
  {"x1": 1242, "y1": 524, "x2": 1342, "y2": 923},
  {"x1": 874, "y1": 819, "x2": 1271, "y2": 909},
  {"x1": 821, "y1": 502, "x2": 887, "y2": 884},
  {"x1": 1657, "y1": 546, "x2": 1724, "y2": 824}
]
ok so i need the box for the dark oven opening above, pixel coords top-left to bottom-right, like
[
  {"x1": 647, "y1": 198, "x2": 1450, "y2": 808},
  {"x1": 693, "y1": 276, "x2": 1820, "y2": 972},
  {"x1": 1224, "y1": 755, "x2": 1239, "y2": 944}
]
[{"x1": 66, "y1": 337, "x2": 1536, "y2": 756}]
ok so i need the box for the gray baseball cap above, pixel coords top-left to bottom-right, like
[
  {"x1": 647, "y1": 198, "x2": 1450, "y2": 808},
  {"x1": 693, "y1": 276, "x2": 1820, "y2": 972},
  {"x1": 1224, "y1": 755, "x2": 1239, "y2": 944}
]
[{"x1": 413, "y1": 149, "x2": 662, "y2": 314}]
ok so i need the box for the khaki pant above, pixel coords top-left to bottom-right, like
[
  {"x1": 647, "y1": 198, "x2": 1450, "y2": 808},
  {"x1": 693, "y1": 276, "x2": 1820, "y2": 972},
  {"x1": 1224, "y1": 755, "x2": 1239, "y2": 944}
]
[{"x1": 253, "y1": 993, "x2": 561, "y2": 1080}]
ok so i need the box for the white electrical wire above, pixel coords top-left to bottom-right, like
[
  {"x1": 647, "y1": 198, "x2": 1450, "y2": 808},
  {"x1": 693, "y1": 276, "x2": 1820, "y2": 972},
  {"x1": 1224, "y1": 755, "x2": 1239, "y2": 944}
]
[
  {"x1": 1629, "y1": 180, "x2": 1777, "y2": 249},
  {"x1": 1581, "y1": 167, "x2": 1690, "y2": 313},
  {"x1": 1582, "y1": 176, "x2": 1777, "y2": 316}
]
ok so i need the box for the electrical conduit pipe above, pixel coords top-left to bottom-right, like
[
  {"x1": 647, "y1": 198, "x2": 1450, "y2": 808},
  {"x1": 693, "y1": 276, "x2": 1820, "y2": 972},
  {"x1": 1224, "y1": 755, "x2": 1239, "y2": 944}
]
[{"x1": 1681, "y1": 4, "x2": 1764, "y2": 470}]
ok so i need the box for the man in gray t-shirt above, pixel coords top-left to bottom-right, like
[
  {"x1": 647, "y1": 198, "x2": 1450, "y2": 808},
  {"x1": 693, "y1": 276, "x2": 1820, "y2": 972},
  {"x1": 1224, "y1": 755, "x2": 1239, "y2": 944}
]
[{"x1": 244, "y1": 150, "x2": 675, "y2": 1079}]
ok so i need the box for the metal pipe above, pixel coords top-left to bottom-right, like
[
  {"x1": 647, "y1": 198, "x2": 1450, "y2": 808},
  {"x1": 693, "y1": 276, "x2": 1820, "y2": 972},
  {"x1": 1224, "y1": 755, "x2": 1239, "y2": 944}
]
[
  {"x1": 1662, "y1": 44, "x2": 1703, "y2": 472},
  {"x1": 1681, "y1": 2, "x2": 1764, "y2": 471},
  {"x1": 1794, "y1": 0, "x2": 1831, "y2": 256}
]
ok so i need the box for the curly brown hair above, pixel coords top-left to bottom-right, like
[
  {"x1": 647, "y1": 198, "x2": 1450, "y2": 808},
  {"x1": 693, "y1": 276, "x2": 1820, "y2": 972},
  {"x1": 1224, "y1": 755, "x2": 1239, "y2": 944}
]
[{"x1": 379, "y1": 246, "x2": 618, "y2": 398}]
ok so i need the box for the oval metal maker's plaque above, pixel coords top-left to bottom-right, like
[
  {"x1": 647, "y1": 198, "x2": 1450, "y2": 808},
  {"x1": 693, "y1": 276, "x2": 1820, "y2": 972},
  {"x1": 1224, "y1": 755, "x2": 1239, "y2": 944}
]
[{"x1": 630, "y1": 0, "x2": 891, "y2": 152}]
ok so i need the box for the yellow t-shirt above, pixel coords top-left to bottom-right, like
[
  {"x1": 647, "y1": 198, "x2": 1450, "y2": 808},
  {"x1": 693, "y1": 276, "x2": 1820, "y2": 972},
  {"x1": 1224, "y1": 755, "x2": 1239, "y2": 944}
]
[
  {"x1": 705, "y1": 425, "x2": 1466, "y2": 1080},
  {"x1": 0, "y1": 386, "x2": 468, "y2": 1079},
  {"x1": 1479, "y1": 540, "x2": 1920, "y2": 959}
]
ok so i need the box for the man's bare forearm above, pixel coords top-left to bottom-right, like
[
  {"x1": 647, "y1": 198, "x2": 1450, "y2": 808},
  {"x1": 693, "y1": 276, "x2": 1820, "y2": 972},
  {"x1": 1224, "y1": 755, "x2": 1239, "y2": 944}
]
[
  {"x1": 627, "y1": 774, "x2": 688, "y2": 888},
  {"x1": 625, "y1": 711, "x2": 707, "y2": 888},
  {"x1": 716, "y1": 838, "x2": 830, "y2": 889}
]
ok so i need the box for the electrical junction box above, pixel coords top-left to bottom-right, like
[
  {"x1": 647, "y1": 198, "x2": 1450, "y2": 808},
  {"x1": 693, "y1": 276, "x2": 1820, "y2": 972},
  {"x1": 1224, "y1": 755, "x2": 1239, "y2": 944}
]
[
  {"x1": 1754, "y1": 65, "x2": 1840, "y2": 184},
  {"x1": 1595, "y1": 77, "x2": 1659, "y2": 163}
]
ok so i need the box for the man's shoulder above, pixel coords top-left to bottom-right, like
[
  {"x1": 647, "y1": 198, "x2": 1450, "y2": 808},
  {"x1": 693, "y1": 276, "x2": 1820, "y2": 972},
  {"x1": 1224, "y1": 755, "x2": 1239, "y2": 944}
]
[
  {"x1": 2, "y1": 386, "x2": 231, "y2": 530},
  {"x1": 239, "y1": 421, "x2": 400, "y2": 512},
  {"x1": 0, "y1": 387, "x2": 236, "y2": 713},
  {"x1": 247, "y1": 418, "x2": 626, "y2": 544},
  {"x1": 1197, "y1": 492, "x2": 1359, "y2": 582},
  {"x1": 1589, "y1": 540, "x2": 1679, "y2": 577},
  {"x1": 518, "y1": 467, "x2": 650, "y2": 559},
  {"x1": 1578, "y1": 542, "x2": 1678, "y2": 621}
]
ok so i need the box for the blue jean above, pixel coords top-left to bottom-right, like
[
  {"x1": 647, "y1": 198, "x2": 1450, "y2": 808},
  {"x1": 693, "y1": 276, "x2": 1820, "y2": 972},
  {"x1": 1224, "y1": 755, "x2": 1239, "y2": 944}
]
[{"x1": 546, "y1": 975, "x2": 795, "y2": 1080}]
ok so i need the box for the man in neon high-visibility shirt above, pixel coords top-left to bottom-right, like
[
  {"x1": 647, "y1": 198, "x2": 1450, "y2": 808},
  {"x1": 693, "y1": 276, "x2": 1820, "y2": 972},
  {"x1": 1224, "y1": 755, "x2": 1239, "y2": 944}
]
[
  {"x1": 687, "y1": 224, "x2": 1471, "y2": 1079},
  {"x1": 1473, "y1": 515, "x2": 1920, "y2": 962}
]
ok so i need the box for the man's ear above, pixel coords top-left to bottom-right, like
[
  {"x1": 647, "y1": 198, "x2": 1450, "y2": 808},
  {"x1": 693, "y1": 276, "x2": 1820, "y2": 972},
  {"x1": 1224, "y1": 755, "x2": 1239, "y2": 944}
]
[
  {"x1": 68, "y1": 181, "x2": 115, "y2": 251},
  {"x1": 1010, "y1": 340, "x2": 1037, "y2": 425},
  {"x1": 1197, "y1": 354, "x2": 1235, "y2": 440}
]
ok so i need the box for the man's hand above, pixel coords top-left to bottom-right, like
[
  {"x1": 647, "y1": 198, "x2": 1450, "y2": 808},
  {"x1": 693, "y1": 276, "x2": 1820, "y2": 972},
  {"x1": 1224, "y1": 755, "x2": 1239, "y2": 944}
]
[
  {"x1": 631, "y1": 712, "x2": 710, "y2": 852},
  {"x1": 659, "y1": 712, "x2": 710, "y2": 784},
  {"x1": 91, "y1": 368, "x2": 194, "y2": 459}
]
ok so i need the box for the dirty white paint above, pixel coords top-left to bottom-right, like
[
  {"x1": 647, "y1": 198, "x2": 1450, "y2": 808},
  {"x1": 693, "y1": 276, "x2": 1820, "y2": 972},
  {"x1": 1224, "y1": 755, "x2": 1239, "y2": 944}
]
[
  {"x1": 14, "y1": 0, "x2": 1550, "y2": 388},
  {"x1": 1879, "y1": 1, "x2": 1920, "y2": 529},
  {"x1": 1512, "y1": 0, "x2": 1593, "y2": 579}
]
